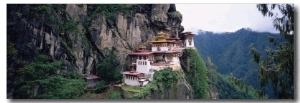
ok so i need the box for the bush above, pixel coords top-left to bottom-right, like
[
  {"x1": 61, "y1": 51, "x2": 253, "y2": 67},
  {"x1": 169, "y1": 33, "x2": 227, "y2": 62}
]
[
  {"x1": 107, "y1": 91, "x2": 122, "y2": 99},
  {"x1": 95, "y1": 48, "x2": 122, "y2": 83},
  {"x1": 95, "y1": 80, "x2": 106, "y2": 93},
  {"x1": 167, "y1": 11, "x2": 182, "y2": 20},
  {"x1": 13, "y1": 55, "x2": 86, "y2": 99},
  {"x1": 128, "y1": 67, "x2": 180, "y2": 99}
]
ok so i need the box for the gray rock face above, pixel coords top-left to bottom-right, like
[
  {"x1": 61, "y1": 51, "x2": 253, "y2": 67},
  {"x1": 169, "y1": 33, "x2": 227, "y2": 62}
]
[
  {"x1": 7, "y1": 4, "x2": 183, "y2": 76},
  {"x1": 208, "y1": 84, "x2": 219, "y2": 99},
  {"x1": 87, "y1": 4, "x2": 183, "y2": 70}
]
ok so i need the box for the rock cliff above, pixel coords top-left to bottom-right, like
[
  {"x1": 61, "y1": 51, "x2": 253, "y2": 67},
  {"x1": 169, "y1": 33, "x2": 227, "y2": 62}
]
[
  {"x1": 7, "y1": 4, "x2": 188, "y2": 98},
  {"x1": 7, "y1": 4, "x2": 183, "y2": 75}
]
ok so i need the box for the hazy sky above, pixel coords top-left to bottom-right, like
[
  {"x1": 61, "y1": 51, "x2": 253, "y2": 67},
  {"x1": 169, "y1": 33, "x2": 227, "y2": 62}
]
[{"x1": 176, "y1": 4, "x2": 279, "y2": 34}]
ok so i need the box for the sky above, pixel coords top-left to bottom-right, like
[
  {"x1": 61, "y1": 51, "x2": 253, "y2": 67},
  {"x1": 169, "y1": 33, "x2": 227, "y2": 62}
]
[{"x1": 176, "y1": 4, "x2": 279, "y2": 34}]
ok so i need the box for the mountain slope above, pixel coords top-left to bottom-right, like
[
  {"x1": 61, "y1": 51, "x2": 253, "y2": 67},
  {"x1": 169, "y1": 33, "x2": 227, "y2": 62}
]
[{"x1": 194, "y1": 28, "x2": 281, "y2": 87}]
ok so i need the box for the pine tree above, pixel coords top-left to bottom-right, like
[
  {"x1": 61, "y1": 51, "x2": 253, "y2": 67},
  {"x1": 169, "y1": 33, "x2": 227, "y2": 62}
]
[{"x1": 250, "y1": 4, "x2": 294, "y2": 99}]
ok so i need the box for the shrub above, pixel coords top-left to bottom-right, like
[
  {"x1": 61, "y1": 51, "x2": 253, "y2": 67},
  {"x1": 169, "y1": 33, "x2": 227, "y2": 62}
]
[
  {"x1": 95, "y1": 80, "x2": 106, "y2": 93},
  {"x1": 107, "y1": 91, "x2": 122, "y2": 99}
]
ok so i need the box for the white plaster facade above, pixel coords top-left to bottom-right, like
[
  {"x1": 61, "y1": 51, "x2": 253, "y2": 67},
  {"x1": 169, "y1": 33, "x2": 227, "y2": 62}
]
[
  {"x1": 172, "y1": 57, "x2": 180, "y2": 64},
  {"x1": 136, "y1": 59, "x2": 151, "y2": 74},
  {"x1": 124, "y1": 76, "x2": 140, "y2": 86},
  {"x1": 160, "y1": 46, "x2": 168, "y2": 51},
  {"x1": 185, "y1": 39, "x2": 194, "y2": 48},
  {"x1": 152, "y1": 47, "x2": 157, "y2": 51}
]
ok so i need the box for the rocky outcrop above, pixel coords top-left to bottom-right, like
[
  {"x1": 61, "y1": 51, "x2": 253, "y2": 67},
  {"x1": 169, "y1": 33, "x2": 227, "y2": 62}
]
[
  {"x1": 7, "y1": 4, "x2": 183, "y2": 75},
  {"x1": 88, "y1": 4, "x2": 183, "y2": 70},
  {"x1": 208, "y1": 84, "x2": 219, "y2": 99},
  {"x1": 7, "y1": 4, "x2": 185, "y2": 98}
]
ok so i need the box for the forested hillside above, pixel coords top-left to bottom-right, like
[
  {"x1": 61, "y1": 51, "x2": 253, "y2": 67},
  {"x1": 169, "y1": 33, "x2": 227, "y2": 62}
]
[{"x1": 194, "y1": 28, "x2": 282, "y2": 88}]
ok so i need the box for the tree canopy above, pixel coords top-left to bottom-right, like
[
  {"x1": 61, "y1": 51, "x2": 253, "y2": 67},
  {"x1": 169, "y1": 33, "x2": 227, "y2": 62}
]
[
  {"x1": 181, "y1": 48, "x2": 209, "y2": 99},
  {"x1": 250, "y1": 4, "x2": 294, "y2": 99}
]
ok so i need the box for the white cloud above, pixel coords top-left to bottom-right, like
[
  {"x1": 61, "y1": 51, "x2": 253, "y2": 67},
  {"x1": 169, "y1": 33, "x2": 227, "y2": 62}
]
[{"x1": 176, "y1": 4, "x2": 278, "y2": 33}]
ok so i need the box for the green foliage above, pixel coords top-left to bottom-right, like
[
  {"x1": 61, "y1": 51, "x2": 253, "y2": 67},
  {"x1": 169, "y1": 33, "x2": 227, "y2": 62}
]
[
  {"x1": 181, "y1": 48, "x2": 209, "y2": 99},
  {"x1": 22, "y1": 55, "x2": 62, "y2": 81},
  {"x1": 33, "y1": 5, "x2": 52, "y2": 15},
  {"x1": 13, "y1": 55, "x2": 85, "y2": 99},
  {"x1": 153, "y1": 67, "x2": 179, "y2": 88},
  {"x1": 128, "y1": 80, "x2": 158, "y2": 99},
  {"x1": 33, "y1": 76, "x2": 86, "y2": 99},
  {"x1": 121, "y1": 85, "x2": 142, "y2": 93},
  {"x1": 252, "y1": 4, "x2": 294, "y2": 99},
  {"x1": 95, "y1": 80, "x2": 106, "y2": 93},
  {"x1": 167, "y1": 11, "x2": 182, "y2": 20},
  {"x1": 95, "y1": 48, "x2": 122, "y2": 83},
  {"x1": 7, "y1": 42, "x2": 18, "y2": 57},
  {"x1": 205, "y1": 57, "x2": 218, "y2": 85},
  {"x1": 216, "y1": 74, "x2": 261, "y2": 99},
  {"x1": 61, "y1": 39, "x2": 76, "y2": 64},
  {"x1": 107, "y1": 91, "x2": 122, "y2": 99},
  {"x1": 32, "y1": 5, "x2": 56, "y2": 27},
  {"x1": 32, "y1": 4, "x2": 79, "y2": 35},
  {"x1": 257, "y1": 4, "x2": 294, "y2": 43},
  {"x1": 59, "y1": 20, "x2": 79, "y2": 34},
  {"x1": 64, "y1": 70, "x2": 80, "y2": 79},
  {"x1": 194, "y1": 29, "x2": 281, "y2": 89},
  {"x1": 128, "y1": 67, "x2": 179, "y2": 99},
  {"x1": 89, "y1": 4, "x2": 136, "y2": 22}
]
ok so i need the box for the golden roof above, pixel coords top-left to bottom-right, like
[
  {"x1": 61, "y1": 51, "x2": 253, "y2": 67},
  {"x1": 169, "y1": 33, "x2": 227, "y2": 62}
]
[{"x1": 150, "y1": 31, "x2": 177, "y2": 43}]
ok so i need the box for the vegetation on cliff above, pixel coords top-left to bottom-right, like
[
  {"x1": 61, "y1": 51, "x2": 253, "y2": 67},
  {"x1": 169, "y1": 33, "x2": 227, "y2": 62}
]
[
  {"x1": 89, "y1": 4, "x2": 136, "y2": 22},
  {"x1": 180, "y1": 48, "x2": 209, "y2": 99},
  {"x1": 94, "y1": 48, "x2": 122, "y2": 84},
  {"x1": 127, "y1": 67, "x2": 181, "y2": 99},
  {"x1": 205, "y1": 56, "x2": 261, "y2": 99},
  {"x1": 9, "y1": 55, "x2": 86, "y2": 99}
]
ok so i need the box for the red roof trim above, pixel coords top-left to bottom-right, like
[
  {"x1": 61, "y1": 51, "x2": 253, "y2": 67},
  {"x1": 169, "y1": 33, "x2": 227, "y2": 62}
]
[{"x1": 85, "y1": 74, "x2": 99, "y2": 80}]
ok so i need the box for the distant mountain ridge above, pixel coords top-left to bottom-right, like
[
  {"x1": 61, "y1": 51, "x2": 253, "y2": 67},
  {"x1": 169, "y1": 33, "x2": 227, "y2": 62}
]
[
  {"x1": 196, "y1": 28, "x2": 279, "y2": 35},
  {"x1": 194, "y1": 28, "x2": 281, "y2": 87}
]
